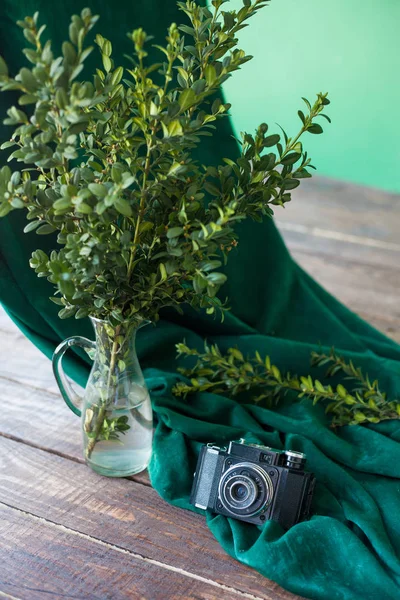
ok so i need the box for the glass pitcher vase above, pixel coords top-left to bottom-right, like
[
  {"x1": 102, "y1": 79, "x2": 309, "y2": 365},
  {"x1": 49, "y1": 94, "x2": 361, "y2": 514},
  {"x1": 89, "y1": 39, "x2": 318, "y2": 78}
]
[{"x1": 52, "y1": 317, "x2": 153, "y2": 477}]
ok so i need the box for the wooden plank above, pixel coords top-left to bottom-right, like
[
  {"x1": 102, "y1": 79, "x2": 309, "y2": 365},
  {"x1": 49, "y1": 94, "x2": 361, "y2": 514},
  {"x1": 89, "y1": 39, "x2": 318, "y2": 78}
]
[
  {"x1": 277, "y1": 221, "x2": 400, "y2": 270},
  {"x1": 0, "y1": 377, "x2": 80, "y2": 456},
  {"x1": 272, "y1": 176, "x2": 400, "y2": 343},
  {"x1": 354, "y1": 313, "x2": 400, "y2": 344},
  {"x1": 277, "y1": 176, "x2": 400, "y2": 246},
  {"x1": 0, "y1": 318, "x2": 60, "y2": 395},
  {"x1": 0, "y1": 503, "x2": 267, "y2": 600},
  {"x1": 0, "y1": 376, "x2": 150, "y2": 487},
  {"x1": 276, "y1": 178, "x2": 400, "y2": 307},
  {"x1": 291, "y1": 249, "x2": 400, "y2": 341},
  {"x1": 0, "y1": 436, "x2": 301, "y2": 600}
]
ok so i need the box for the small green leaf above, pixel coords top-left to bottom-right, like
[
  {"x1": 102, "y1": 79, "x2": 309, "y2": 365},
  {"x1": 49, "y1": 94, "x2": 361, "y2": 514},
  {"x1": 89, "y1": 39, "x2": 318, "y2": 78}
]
[
  {"x1": 18, "y1": 94, "x2": 38, "y2": 105},
  {"x1": 103, "y1": 40, "x2": 112, "y2": 57},
  {"x1": 50, "y1": 296, "x2": 65, "y2": 306},
  {"x1": 178, "y1": 88, "x2": 196, "y2": 111},
  {"x1": 0, "y1": 202, "x2": 12, "y2": 217},
  {"x1": 114, "y1": 197, "x2": 132, "y2": 216},
  {"x1": 353, "y1": 411, "x2": 367, "y2": 423},
  {"x1": 230, "y1": 348, "x2": 244, "y2": 361},
  {"x1": 10, "y1": 172, "x2": 21, "y2": 186},
  {"x1": 204, "y1": 64, "x2": 217, "y2": 86},
  {"x1": 19, "y1": 67, "x2": 38, "y2": 91},
  {"x1": 139, "y1": 221, "x2": 154, "y2": 233},
  {"x1": 121, "y1": 176, "x2": 135, "y2": 189},
  {"x1": 344, "y1": 395, "x2": 357, "y2": 405},
  {"x1": 88, "y1": 183, "x2": 107, "y2": 198},
  {"x1": 0, "y1": 141, "x2": 16, "y2": 150},
  {"x1": 56, "y1": 88, "x2": 68, "y2": 110},
  {"x1": 168, "y1": 120, "x2": 183, "y2": 137},
  {"x1": 10, "y1": 198, "x2": 25, "y2": 208},
  {"x1": 23, "y1": 220, "x2": 42, "y2": 233},
  {"x1": 111, "y1": 66, "x2": 123, "y2": 85},
  {"x1": 111, "y1": 165, "x2": 122, "y2": 183},
  {"x1": 263, "y1": 134, "x2": 280, "y2": 147},
  {"x1": 159, "y1": 263, "x2": 167, "y2": 281},
  {"x1": 167, "y1": 226, "x2": 183, "y2": 239},
  {"x1": 62, "y1": 41, "x2": 77, "y2": 64},
  {"x1": 307, "y1": 123, "x2": 323, "y2": 134},
  {"x1": 58, "y1": 307, "x2": 76, "y2": 319},
  {"x1": 167, "y1": 161, "x2": 184, "y2": 176},
  {"x1": 206, "y1": 272, "x2": 227, "y2": 285},
  {"x1": 281, "y1": 152, "x2": 301, "y2": 166},
  {"x1": 281, "y1": 178, "x2": 300, "y2": 190},
  {"x1": 36, "y1": 224, "x2": 57, "y2": 235},
  {"x1": 102, "y1": 54, "x2": 112, "y2": 72},
  {"x1": 54, "y1": 197, "x2": 72, "y2": 211}
]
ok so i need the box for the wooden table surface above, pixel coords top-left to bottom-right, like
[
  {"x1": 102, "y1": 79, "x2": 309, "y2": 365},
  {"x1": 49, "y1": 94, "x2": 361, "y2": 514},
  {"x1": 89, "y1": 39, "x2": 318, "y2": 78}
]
[{"x1": 1, "y1": 176, "x2": 399, "y2": 600}]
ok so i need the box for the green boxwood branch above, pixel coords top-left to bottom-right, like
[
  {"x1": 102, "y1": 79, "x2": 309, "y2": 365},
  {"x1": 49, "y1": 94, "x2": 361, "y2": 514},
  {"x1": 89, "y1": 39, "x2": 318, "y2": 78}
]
[
  {"x1": 173, "y1": 342, "x2": 400, "y2": 427},
  {"x1": 0, "y1": 2, "x2": 329, "y2": 327}
]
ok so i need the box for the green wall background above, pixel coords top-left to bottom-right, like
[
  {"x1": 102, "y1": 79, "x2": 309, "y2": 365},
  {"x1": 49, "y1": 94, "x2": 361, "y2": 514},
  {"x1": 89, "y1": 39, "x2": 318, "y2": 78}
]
[{"x1": 222, "y1": 0, "x2": 400, "y2": 192}]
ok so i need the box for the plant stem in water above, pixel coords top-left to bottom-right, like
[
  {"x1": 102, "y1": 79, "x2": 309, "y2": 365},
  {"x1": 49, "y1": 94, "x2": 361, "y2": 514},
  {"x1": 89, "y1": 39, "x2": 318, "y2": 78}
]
[{"x1": 86, "y1": 325, "x2": 121, "y2": 459}]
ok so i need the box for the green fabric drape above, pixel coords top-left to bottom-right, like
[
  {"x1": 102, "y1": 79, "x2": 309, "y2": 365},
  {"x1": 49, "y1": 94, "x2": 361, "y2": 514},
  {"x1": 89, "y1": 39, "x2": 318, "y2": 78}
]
[{"x1": 1, "y1": 2, "x2": 400, "y2": 599}]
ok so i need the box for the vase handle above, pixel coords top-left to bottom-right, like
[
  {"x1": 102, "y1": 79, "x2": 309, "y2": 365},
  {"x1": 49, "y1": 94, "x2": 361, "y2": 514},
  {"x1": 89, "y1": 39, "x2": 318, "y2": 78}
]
[{"x1": 52, "y1": 336, "x2": 96, "y2": 417}]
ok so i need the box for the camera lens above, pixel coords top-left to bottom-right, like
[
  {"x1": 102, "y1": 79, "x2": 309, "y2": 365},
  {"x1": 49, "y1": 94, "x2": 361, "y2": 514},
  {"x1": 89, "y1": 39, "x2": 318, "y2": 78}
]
[
  {"x1": 222, "y1": 474, "x2": 257, "y2": 511},
  {"x1": 232, "y1": 483, "x2": 249, "y2": 501},
  {"x1": 229, "y1": 479, "x2": 254, "y2": 507},
  {"x1": 218, "y1": 462, "x2": 274, "y2": 518}
]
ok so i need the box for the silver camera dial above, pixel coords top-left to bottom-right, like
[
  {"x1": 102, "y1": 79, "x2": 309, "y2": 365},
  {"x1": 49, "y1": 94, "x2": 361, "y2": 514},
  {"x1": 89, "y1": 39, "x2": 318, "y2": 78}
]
[{"x1": 283, "y1": 450, "x2": 306, "y2": 469}]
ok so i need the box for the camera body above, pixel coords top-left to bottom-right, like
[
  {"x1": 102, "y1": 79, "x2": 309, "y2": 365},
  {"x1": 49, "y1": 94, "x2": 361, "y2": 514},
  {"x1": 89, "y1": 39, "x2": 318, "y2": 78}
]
[{"x1": 190, "y1": 440, "x2": 315, "y2": 530}]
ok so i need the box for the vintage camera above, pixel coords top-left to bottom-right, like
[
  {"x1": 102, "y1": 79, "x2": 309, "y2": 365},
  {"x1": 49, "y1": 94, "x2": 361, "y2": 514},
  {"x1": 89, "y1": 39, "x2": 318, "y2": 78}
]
[{"x1": 190, "y1": 440, "x2": 315, "y2": 530}]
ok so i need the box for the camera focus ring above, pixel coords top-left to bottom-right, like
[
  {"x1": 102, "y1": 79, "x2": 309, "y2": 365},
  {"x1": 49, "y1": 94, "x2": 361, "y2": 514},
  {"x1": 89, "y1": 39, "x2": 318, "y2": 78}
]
[{"x1": 218, "y1": 462, "x2": 274, "y2": 518}]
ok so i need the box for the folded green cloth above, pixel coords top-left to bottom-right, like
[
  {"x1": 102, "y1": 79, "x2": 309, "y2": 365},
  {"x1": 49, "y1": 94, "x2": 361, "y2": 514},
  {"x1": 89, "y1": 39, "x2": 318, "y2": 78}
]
[{"x1": 1, "y1": 2, "x2": 400, "y2": 599}]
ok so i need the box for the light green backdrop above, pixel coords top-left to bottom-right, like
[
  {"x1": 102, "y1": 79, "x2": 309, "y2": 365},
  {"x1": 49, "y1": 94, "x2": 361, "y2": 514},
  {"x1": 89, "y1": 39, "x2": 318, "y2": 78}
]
[{"x1": 222, "y1": 0, "x2": 400, "y2": 192}]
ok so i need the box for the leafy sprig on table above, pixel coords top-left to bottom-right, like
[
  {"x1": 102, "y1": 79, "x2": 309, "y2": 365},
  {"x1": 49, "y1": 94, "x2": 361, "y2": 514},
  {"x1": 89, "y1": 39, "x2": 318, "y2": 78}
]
[
  {"x1": 0, "y1": 1, "x2": 329, "y2": 326},
  {"x1": 173, "y1": 343, "x2": 400, "y2": 426}
]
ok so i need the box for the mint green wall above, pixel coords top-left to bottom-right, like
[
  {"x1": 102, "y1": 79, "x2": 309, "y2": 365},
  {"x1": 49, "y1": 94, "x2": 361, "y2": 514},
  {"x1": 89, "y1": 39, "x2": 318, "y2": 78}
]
[{"x1": 222, "y1": 0, "x2": 400, "y2": 192}]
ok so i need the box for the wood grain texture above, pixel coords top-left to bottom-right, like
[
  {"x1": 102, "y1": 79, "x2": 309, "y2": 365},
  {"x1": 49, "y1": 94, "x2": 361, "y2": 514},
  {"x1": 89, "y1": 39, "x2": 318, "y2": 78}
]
[
  {"x1": 291, "y1": 250, "x2": 400, "y2": 341},
  {"x1": 0, "y1": 372, "x2": 149, "y2": 489},
  {"x1": 277, "y1": 176, "x2": 400, "y2": 246},
  {"x1": 277, "y1": 221, "x2": 400, "y2": 270},
  {"x1": 276, "y1": 176, "x2": 400, "y2": 343},
  {"x1": 0, "y1": 436, "x2": 301, "y2": 600},
  {"x1": 0, "y1": 319, "x2": 59, "y2": 394},
  {"x1": 0, "y1": 503, "x2": 269, "y2": 600}
]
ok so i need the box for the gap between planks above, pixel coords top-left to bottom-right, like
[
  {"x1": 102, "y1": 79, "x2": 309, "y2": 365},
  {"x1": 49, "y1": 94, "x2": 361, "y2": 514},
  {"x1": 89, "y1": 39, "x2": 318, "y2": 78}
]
[
  {"x1": 0, "y1": 501, "x2": 267, "y2": 600},
  {"x1": 0, "y1": 429, "x2": 85, "y2": 467},
  {"x1": 0, "y1": 374, "x2": 59, "y2": 398}
]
